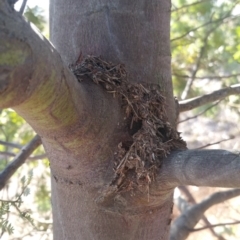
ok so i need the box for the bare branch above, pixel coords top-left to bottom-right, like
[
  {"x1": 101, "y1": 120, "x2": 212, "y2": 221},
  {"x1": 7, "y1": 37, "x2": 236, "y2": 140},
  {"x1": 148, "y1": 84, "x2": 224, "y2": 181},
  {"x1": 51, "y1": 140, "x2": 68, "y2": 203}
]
[
  {"x1": 0, "y1": 4, "x2": 85, "y2": 130},
  {"x1": 0, "y1": 140, "x2": 22, "y2": 149},
  {"x1": 171, "y1": 14, "x2": 240, "y2": 42},
  {"x1": 0, "y1": 151, "x2": 46, "y2": 160},
  {"x1": 170, "y1": 189, "x2": 240, "y2": 240},
  {"x1": 196, "y1": 136, "x2": 235, "y2": 149},
  {"x1": 178, "y1": 186, "x2": 226, "y2": 240},
  {"x1": 19, "y1": 0, "x2": 27, "y2": 15},
  {"x1": 0, "y1": 138, "x2": 46, "y2": 160},
  {"x1": 175, "y1": 196, "x2": 190, "y2": 213},
  {"x1": 173, "y1": 73, "x2": 240, "y2": 80},
  {"x1": 190, "y1": 220, "x2": 240, "y2": 232},
  {"x1": 181, "y1": 21, "x2": 221, "y2": 100},
  {"x1": 0, "y1": 135, "x2": 41, "y2": 190},
  {"x1": 171, "y1": 0, "x2": 210, "y2": 12},
  {"x1": 178, "y1": 186, "x2": 195, "y2": 204},
  {"x1": 158, "y1": 149, "x2": 240, "y2": 188},
  {"x1": 179, "y1": 84, "x2": 240, "y2": 112},
  {"x1": 178, "y1": 100, "x2": 221, "y2": 123},
  {"x1": 0, "y1": 5, "x2": 123, "y2": 152}
]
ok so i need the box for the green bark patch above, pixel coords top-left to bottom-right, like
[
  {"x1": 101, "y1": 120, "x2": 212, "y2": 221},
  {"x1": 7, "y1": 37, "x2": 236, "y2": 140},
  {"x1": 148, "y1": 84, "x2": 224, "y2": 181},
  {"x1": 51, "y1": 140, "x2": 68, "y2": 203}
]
[
  {"x1": 70, "y1": 56, "x2": 187, "y2": 191},
  {"x1": 0, "y1": 42, "x2": 29, "y2": 66},
  {"x1": 18, "y1": 69, "x2": 78, "y2": 130}
]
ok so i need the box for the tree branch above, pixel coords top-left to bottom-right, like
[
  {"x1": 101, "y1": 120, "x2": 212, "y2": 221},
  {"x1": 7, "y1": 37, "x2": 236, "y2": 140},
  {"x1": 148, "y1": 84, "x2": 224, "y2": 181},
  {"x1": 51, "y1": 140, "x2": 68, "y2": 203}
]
[
  {"x1": 0, "y1": 4, "x2": 122, "y2": 154},
  {"x1": 181, "y1": 20, "x2": 221, "y2": 100},
  {"x1": 171, "y1": 0, "x2": 210, "y2": 12},
  {"x1": 173, "y1": 73, "x2": 240, "y2": 80},
  {"x1": 171, "y1": 14, "x2": 239, "y2": 42},
  {"x1": 178, "y1": 186, "x2": 226, "y2": 240},
  {"x1": 196, "y1": 136, "x2": 235, "y2": 149},
  {"x1": 0, "y1": 150, "x2": 47, "y2": 160},
  {"x1": 0, "y1": 135, "x2": 41, "y2": 190},
  {"x1": 0, "y1": 139, "x2": 46, "y2": 160},
  {"x1": 179, "y1": 84, "x2": 240, "y2": 112},
  {"x1": 19, "y1": 0, "x2": 27, "y2": 15},
  {"x1": 178, "y1": 100, "x2": 221, "y2": 123},
  {"x1": 0, "y1": 140, "x2": 22, "y2": 149},
  {"x1": 190, "y1": 220, "x2": 240, "y2": 232},
  {"x1": 0, "y1": 4, "x2": 81, "y2": 124},
  {"x1": 159, "y1": 150, "x2": 240, "y2": 188},
  {"x1": 170, "y1": 189, "x2": 240, "y2": 240}
]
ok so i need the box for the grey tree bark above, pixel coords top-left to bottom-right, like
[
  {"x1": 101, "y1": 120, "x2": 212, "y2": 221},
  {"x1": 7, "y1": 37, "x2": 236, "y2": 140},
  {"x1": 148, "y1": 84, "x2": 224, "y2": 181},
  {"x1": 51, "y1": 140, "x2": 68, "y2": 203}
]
[{"x1": 49, "y1": 1, "x2": 175, "y2": 239}]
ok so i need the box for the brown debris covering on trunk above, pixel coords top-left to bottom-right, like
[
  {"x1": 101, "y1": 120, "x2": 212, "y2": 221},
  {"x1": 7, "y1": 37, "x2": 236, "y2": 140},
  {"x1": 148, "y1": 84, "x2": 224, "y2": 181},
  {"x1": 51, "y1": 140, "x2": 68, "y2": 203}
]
[{"x1": 70, "y1": 56, "x2": 187, "y2": 191}]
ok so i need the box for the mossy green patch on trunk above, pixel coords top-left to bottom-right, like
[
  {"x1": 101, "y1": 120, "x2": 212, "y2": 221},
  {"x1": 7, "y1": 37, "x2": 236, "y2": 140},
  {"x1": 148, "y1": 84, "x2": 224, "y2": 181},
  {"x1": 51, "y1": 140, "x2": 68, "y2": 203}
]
[{"x1": 0, "y1": 42, "x2": 30, "y2": 66}]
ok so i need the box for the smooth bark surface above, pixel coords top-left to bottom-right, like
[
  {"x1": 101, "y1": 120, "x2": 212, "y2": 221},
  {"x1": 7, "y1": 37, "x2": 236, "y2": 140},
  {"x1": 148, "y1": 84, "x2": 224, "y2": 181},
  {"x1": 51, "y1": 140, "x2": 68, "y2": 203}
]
[
  {"x1": 49, "y1": 0, "x2": 175, "y2": 239},
  {"x1": 50, "y1": 0, "x2": 176, "y2": 124},
  {"x1": 160, "y1": 150, "x2": 240, "y2": 188}
]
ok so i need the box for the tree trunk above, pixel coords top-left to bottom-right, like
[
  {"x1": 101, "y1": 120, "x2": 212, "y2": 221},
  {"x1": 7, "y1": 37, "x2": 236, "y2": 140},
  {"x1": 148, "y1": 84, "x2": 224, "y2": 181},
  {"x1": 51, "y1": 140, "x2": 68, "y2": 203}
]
[{"x1": 49, "y1": 0, "x2": 175, "y2": 239}]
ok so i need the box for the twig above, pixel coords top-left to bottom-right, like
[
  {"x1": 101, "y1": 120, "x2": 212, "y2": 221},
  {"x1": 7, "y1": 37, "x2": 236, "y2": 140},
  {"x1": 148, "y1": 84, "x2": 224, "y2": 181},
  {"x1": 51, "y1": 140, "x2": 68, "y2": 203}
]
[
  {"x1": 179, "y1": 84, "x2": 240, "y2": 112},
  {"x1": 19, "y1": 0, "x2": 28, "y2": 15},
  {"x1": 178, "y1": 186, "x2": 226, "y2": 240},
  {"x1": 178, "y1": 100, "x2": 221, "y2": 123},
  {"x1": 190, "y1": 220, "x2": 240, "y2": 232},
  {"x1": 0, "y1": 151, "x2": 46, "y2": 160},
  {"x1": 179, "y1": 0, "x2": 240, "y2": 97},
  {"x1": 171, "y1": 0, "x2": 210, "y2": 12},
  {"x1": 0, "y1": 135, "x2": 41, "y2": 190},
  {"x1": 171, "y1": 14, "x2": 240, "y2": 42},
  {"x1": 178, "y1": 186, "x2": 195, "y2": 203},
  {"x1": 181, "y1": 21, "x2": 221, "y2": 100},
  {"x1": 196, "y1": 136, "x2": 235, "y2": 149},
  {"x1": 170, "y1": 189, "x2": 240, "y2": 240},
  {"x1": 175, "y1": 196, "x2": 190, "y2": 213},
  {"x1": 173, "y1": 73, "x2": 240, "y2": 80},
  {"x1": 0, "y1": 140, "x2": 22, "y2": 149}
]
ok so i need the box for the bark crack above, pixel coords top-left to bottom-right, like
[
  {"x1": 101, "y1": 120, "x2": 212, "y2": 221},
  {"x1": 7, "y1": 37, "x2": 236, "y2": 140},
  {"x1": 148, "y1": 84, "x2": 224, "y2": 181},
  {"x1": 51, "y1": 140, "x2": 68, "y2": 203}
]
[{"x1": 53, "y1": 174, "x2": 83, "y2": 186}]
